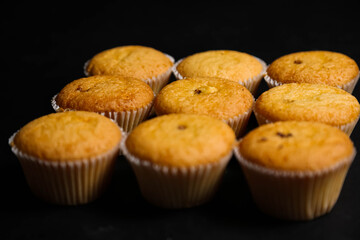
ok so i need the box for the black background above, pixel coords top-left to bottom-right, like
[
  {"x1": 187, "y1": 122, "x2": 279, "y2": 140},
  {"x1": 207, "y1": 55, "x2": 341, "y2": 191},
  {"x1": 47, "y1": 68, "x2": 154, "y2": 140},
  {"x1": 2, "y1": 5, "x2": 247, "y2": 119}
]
[{"x1": 2, "y1": 1, "x2": 360, "y2": 239}]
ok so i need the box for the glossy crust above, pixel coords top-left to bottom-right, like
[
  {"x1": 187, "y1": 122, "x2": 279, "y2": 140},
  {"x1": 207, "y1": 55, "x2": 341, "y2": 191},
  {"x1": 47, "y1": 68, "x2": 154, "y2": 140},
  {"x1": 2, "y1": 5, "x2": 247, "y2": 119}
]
[
  {"x1": 12, "y1": 111, "x2": 122, "y2": 161},
  {"x1": 125, "y1": 114, "x2": 236, "y2": 167},
  {"x1": 238, "y1": 121, "x2": 354, "y2": 171},
  {"x1": 55, "y1": 75, "x2": 154, "y2": 112},
  {"x1": 255, "y1": 83, "x2": 360, "y2": 126},
  {"x1": 266, "y1": 51, "x2": 359, "y2": 86},
  {"x1": 176, "y1": 50, "x2": 264, "y2": 82},
  {"x1": 154, "y1": 77, "x2": 254, "y2": 120},
  {"x1": 86, "y1": 45, "x2": 173, "y2": 79}
]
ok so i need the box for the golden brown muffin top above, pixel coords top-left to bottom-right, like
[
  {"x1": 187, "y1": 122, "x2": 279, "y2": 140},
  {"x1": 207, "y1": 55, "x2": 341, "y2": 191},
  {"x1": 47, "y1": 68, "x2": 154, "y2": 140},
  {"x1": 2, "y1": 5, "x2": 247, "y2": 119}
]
[
  {"x1": 238, "y1": 121, "x2": 354, "y2": 171},
  {"x1": 154, "y1": 77, "x2": 254, "y2": 120},
  {"x1": 255, "y1": 83, "x2": 360, "y2": 126},
  {"x1": 176, "y1": 50, "x2": 264, "y2": 82},
  {"x1": 266, "y1": 51, "x2": 359, "y2": 86},
  {"x1": 12, "y1": 111, "x2": 122, "y2": 162},
  {"x1": 55, "y1": 75, "x2": 154, "y2": 112},
  {"x1": 125, "y1": 114, "x2": 236, "y2": 167},
  {"x1": 86, "y1": 45, "x2": 173, "y2": 79}
]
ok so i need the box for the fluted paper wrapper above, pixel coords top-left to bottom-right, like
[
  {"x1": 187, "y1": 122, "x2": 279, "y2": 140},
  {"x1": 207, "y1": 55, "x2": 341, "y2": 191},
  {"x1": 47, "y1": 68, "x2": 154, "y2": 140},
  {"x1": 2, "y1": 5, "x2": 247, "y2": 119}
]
[
  {"x1": 52, "y1": 94, "x2": 153, "y2": 133},
  {"x1": 264, "y1": 71, "x2": 360, "y2": 94},
  {"x1": 234, "y1": 145, "x2": 356, "y2": 220},
  {"x1": 224, "y1": 105, "x2": 253, "y2": 138},
  {"x1": 253, "y1": 108, "x2": 359, "y2": 136},
  {"x1": 84, "y1": 54, "x2": 174, "y2": 95},
  {"x1": 172, "y1": 56, "x2": 267, "y2": 95},
  {"x1": 122, "y1": 139, "x2": 233, "y2": 208},
  {"x1": 9, "y1": 131, "x2": 124, "y2": 205}
]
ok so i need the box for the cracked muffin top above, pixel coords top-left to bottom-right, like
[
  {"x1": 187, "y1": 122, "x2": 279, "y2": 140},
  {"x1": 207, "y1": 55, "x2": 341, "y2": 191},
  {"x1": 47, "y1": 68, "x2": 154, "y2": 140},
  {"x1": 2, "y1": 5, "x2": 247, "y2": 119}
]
[
  {"x1": 125, "y1": 114, "x2": 236, "y2": 167},
  {"x1": 254, "y1": 83, "x2": 360, "y2": 126},
  {"x1": 154, "y1": 77, "x2": 254, "y2": 120},
  {"x1": 266, "y1": 50, "x2": 359, "y2": 87},
  {"x1": 11, "y1": 111, "x2": 122, "y2": 162},
  {"x1": 237, "y1": 121, "x2": 354, "y2": 171},
  {"x1": 55, "y1": 75, "x2": 154, "y2": 112},
  {"x1": 85, "y1": 45, "x2": 173, "y2": 80},
  {"x1": 176, "y1": 50, "x2": 264, "y2": 83}
]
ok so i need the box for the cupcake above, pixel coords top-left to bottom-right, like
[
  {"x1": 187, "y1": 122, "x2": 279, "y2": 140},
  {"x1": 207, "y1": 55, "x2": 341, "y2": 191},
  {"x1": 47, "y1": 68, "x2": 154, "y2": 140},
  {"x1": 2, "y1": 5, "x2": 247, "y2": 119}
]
[
  {"x1": 234, "y1": 121, "x2": 356, "y2": 220},
  {"x1": 122, "y1": 114, "x2": 236, "y2": 208},
  {"x1": 52, "y1": 75, "x2": 154, "y2": 132},
  {"x1": 265, "y1": 50, "x2": 360, "y2": 93},
  {"x1": 154, "y1": 77, "x2": 254, "y2": 137},
  {"x1": 9, "y1": 111, "x2": 123, "y2": 205},
  {"x1": 84, "y1": 45, "x2": 174, "y2": 94},
  {"x1": 254, "y1": 83, "x2": 360, "y2": 135},
  {"x1": 172, "y1": 50, "x2": 267, "y2": 94}
]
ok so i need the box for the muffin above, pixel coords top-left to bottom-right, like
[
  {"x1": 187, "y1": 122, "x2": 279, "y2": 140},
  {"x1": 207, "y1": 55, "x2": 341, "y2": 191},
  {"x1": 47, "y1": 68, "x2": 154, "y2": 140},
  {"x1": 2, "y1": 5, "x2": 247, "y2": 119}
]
[
  {"x1": 122, "y1": 114, "x2": 236, "y2": 208},
  {"x1": 9, "y1": 111, "x2": 123, "y2": 205},
  {"x1": 154, "y1": 77, "x2": 254, "y2": 137},
  {"x1": 265, "y1": 50, "x2": 360, "y2": 93},
  {"x1": 254, "y1": 83, "x2": 360, "y2": 135},
  {"x1": 52, "y1": 75, "x2": 154, "y2": 132},
  {"x1": 173, "y1": 50, "x2": 267, "y2": 94},
  {"x1": 85, "y1": 45, "x2": 174, "y2": 94},
  {"x1": 234, "y1": 121, "x2": 356, "y2": 220}
]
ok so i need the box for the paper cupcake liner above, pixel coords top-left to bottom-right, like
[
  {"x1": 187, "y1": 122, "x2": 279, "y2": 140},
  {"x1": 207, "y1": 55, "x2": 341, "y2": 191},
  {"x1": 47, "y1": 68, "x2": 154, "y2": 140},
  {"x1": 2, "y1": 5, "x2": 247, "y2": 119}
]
[
  {"x1": 51, "y1": 94, "x2": 154, "y2": 133},
  {"x1": 8, "y1": 130, "x2": 125, "y2": 205},
  {"x1": 121, "y1": 137, "x2": 233, "y2": 208},
  {"x1": 264, "y1": 70, "x2": 360, "y2": 94},
  {"x1": 253, "y1": 108, "x2": 359, "y2": 136},
  {"x1": 84, "y1": 54, "x2": 174, "y2": 95},
  {"x1": 224, "y1": 101, "x2": 254, "y2": 138},
  {"x1": 234, "y1": 144, "x2": 356, "y2": 220},
  {"x1": 172, "y1": 56, "x2": 267, "y2": 95}
]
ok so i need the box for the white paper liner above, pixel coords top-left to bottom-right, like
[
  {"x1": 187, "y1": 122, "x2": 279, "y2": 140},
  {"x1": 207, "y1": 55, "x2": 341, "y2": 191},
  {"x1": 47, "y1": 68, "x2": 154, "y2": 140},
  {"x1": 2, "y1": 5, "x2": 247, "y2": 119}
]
[
  {"x1": 84, "y1": 53, "x2": 175, "y2": 95},
  {"x1": 253, "y1": 107, "x2": 360, "y2": 136},
  {"x1": 121, "y1": 137, "x2": 233, "y2": 208},
  {"x1": 51, "y1": 94, "x2": 154, "y2": 133},
  {"x1": 264, "y1": 70, "x2": 360, "y2": 94},
  {"x1": 172, "y1": 56, "x2": 267, "y2": 95},
  {"x1": 8, "y1": 128, "x2": 125, "y2": 205},
  {"x1": 234, "y1": 143, "x2": 356, "y2": 220},
  {"x1": 223, "y1": 100, "x2": 254, "y2": 138}
]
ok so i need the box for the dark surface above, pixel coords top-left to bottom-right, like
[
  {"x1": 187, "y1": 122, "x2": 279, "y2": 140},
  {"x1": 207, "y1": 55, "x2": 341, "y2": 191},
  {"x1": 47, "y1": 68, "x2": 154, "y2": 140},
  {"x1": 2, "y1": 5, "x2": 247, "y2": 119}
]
[{"x1": 2, "y1": 2, "x2": 360, "y2": 239}]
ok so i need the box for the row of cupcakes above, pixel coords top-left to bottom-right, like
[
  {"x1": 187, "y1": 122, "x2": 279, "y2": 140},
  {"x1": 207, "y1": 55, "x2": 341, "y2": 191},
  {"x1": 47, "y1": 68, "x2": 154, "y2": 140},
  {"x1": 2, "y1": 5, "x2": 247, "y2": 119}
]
[
  {"x1": 51, "y1": 45, "x2": 360, "y2": 137},
  {"x1": 83, "y1": 45, "x2": 360, "y2": 95},
  {"x1": 8, "y1": 45, "x2": 360, "y2": 222},
  {"x1": 8, "y1": 111, "x2": 356, "y2": 221},
  {"x1": 50, "y1": 74, "x2": 360, "y2": 138}
]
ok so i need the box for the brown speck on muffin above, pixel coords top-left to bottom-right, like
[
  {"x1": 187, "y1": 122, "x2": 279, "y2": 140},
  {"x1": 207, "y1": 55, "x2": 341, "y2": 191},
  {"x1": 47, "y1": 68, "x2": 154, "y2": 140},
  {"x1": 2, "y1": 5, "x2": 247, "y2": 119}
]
[
  {"x1": 276, "y1": 132, "x2": 293, "y2": 138},
  {"x1": 177, "y1": 125, "x2": 187, "y2": 130},
  {"x1": 194, "y1": 89, "x2": 202, "y2": 94},
  {"x1": 258, "y1": 137, "x2": 268, "y2": 142},
  {"x1": 76, "y1": 86, "x2": 90, "y2": 92},
  {"x1": 283, "y1": 99, "x2": 295, "y2": 103}
]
